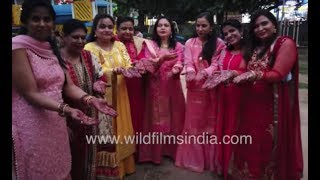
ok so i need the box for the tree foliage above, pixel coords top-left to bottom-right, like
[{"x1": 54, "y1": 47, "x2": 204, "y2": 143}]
[{"x1": 113, "y1": 0, "x2": 280, "y2": 25}]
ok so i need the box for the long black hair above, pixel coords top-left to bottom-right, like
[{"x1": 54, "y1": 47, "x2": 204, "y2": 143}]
[
  {"x1": 152, "y1": 16, "x2": 177, "y2": 49},
  {"x1": 243, "y1": 9, "x2": 278, "y2": 65},
  {"x1": 88, "y1": 13, "x2": 115, "y2": 42},
  {"x1": 221, "y1": 19, "x2": 246, "y2": 51},
  {"x1": 19, "y1": 0, "x2": 66, "y2": 69},
  {"x1": 193, "y1": 12, "x2": 217, "y2": 65}
]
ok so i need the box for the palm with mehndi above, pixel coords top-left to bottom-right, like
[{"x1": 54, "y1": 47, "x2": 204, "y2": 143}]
[
  {"x1": 93, "y1": 80, "x2": 108, "y2": 95},
  {"x1": 167, "y1": 64, "x2": 183, "y2": 78},
  {"x1": 233, "y1": 71, "x2": 257, "y2": 84},
  {"x1": 202, "y1": 70, "x2": 235, "y2": 89},
  {"x1": 65, "y1": 107, "x2": 99, "y2": 125},
  {"x1": 88, "y1": 97, "x2": 117, "y2": 117},
  {"x1": 134, "y1": 59, "x2": 156, "y2": 73},
  {"x1": 194, "y1": 70, "x2": 208, "y2": 81}
]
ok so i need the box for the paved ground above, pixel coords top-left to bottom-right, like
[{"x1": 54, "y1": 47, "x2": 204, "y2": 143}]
[{"x1": 126, "y1": 73, "x2": 308, "y2": 180}]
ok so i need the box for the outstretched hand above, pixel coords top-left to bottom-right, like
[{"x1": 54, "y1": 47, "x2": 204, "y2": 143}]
[
  {"x1": 194, "y1": 70, "x2": 208, "y2": 81},
  {"x1": 233, "y1": 71, "x2": 256, "y2": 84},
  {"x1": 159, "y1": 52, "x2": 178, "y2": 64},
  {"x1": 93, "y1": 80, "x2": 108, "y2": 95},
  {"x1": 202, "y1": 70, "x2": 235, "y2": 89},
  {"x1": 126, "y1": 67, "x2": 142, "y2": 78},
  {"x1": 182, "y1": 70, "x2": 196, "y2": 82},
  {"x1": 66, "y1": 107, "x2": 99, "y2": 125},
  {"x1": 113, "y1": 67, "x2": 125, "y2": 75},
  {"x1": 168, "y1": 64, "x2": 183, "y2": 78},
  {"x1": 134, "y1": 60, "x2": 146, "y2": 74},
  {"x1": 134, "y1": 59, "x2": 156, "y2": 73},
  {"x1": 89, "y1": 97, "x2": 117, "y2": 117}
]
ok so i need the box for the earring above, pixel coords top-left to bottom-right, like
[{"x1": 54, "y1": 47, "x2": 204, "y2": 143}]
[
  {"x1": 94, "y1": 34, "x2": 97, "y2": 37},
  {"x1": 241, "y1": 36, "x2": 243, "y2": 39},
  {"x1": 273, "y1": 29, "x2": 277, "y2": 33},
  {"x1": 170, "y1": 34, "x2": 172, "y2": 38}
]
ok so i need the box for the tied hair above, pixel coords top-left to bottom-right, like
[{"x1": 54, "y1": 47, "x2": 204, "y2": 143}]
[{"x1": 47, "y1": 36, "x2": 67, "y2": 69}]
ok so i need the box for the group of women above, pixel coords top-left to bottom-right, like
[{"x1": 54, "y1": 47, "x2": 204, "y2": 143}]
[{"x1": 12, "y1": 0, "x2": 303, "y2": 179}]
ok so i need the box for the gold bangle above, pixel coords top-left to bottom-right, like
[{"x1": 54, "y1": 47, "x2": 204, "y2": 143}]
[
  {"x1": 58, "y1": 103, "x2": 69, "y2": 117},
  {"x1": 85, "y1": 96, "x2": 94, "y2": 105},
  {"x1": 80, "y1": 94, "x2": 90, "y2": 105}
]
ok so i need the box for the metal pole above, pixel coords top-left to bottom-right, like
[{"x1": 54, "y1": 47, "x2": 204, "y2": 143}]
[
  {"x1": 286, "y1": 21, "x2": 289, "y2": 36},
  {"x1": 110, "y1": 0, "x2": 113, "y2": 17},
  {"x1": 292, "y1": 20, "x2": 296, "y2": 43},
  {"x1": 296, "y1": 20, "x2": 300, "y2": 46}
]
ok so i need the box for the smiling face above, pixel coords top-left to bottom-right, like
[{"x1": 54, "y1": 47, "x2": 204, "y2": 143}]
[
  {"x1": 117, "y1": 21, "x2": 134, "y2": 41},
  {"x1": 25, "y1": 6, "x2": 54, "y2": 42},
  {"x1": 253, "y1": 15, "x2": 276, "y2": 41},
  {"x1": 95, "y1": 17, "x2": 114, "y2": 42},
  {"x1": 63, "y1": 28, "x2": 86, "y2": 54},
  {"x1": 195, "y1": 17, "x2": 212, "y2": 40},
  {"x1": 156, "y1": 18, "x2": 172, "y2": 40},
  {"x1": 222, "y1": 25, "x2": 242, "y2": 47}
]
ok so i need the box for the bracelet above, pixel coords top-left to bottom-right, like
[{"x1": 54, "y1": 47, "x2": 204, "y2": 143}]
[
  {"x1": 85, "y1": 96, "x2": 94, "y2": 105},
  {"x1": 80, "y1": 94, "x2": 94, "y2": 105},
  {"x1": 58, "y1": 103, "x2": 69, "y2": 117},
  {"x1": 250, "y1": 70, "x2": 257, "y2": 80}
]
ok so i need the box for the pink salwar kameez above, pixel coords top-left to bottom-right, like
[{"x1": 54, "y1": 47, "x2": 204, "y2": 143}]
[
  {"x1": 175, "y1": 37, "x2": 226, "y2": 172},
  {"x1": 138, "y1": 40, "x2": 186, "y2": 164}
]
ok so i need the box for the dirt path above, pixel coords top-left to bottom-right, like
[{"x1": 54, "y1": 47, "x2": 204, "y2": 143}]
[{"x1": 128, "y1": 76, "x2": 308, "y2": 180}]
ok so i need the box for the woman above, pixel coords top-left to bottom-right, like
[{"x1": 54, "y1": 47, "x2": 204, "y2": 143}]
[
  {"x1": 202, "y1": 19, "x2": 244, "y2": 177},
  {"x1": 228, "y1": 10, "x2": 303, "y2": 179},
  {"x1": 84, "y1": 14, "x2": 136, "y2": 179},
  {"x1": 175, "y1": 12, "x2": 226, "y2": 173},
  {"x1": 60, "y1": 19, "x2": 111, "y2": 180},
  {"x1": 138, "y1": 16, "x2": 186, "y2": 164},
  {"x1": 116, "y1": 16, "x2": 149, "y2": 160},
  {"x1": 116, "y1": 16, "x2": 146, "y2": 135},
  {"x1": 12, "y1": 1, "x2": 116, "y2": 179}
]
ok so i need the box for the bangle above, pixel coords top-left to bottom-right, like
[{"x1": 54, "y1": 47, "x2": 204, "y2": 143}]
[
  {"x1": 250, "y1": 70, "x2": 257, "y2": 80},
  {"x1": 58, "y1": 103, "x2": 69, "y2": 117},
  {"x1": 80, "y1": 94, "x2": 94, "y2": 105},
  {"x1": 85, "y1": 96, "x2": 94, "y2": 105}
]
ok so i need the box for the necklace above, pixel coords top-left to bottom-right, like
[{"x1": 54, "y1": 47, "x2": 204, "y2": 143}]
[{"x1": 160, "y1": 43, "x2": 169, "y2": 48}]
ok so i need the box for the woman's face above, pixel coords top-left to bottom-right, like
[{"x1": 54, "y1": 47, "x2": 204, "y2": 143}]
[
  {"x1": 156, "y1": 18, "x2": 172, "y2": 39},
  {"x1": 222, "y1": 25, "x2": 242, "y2": 47},
  {"x1": 25, "y1": 6, "x2": 54, "y2": 42},
  {"x1": 117, "y1": 21, "x2": 134, "y2": 41},
  {"x1": 196, "y1": 17, "x2": 212, "y2": 40},
  {"x1": 95, "y1": 18, "x2": 114, "y2": 42},
  {"x1": 63, "y1": 28, "x2": 86, "y2": 54},
  {"x1": 253, "y1": 15, "x2": 276, "y2": 41}
]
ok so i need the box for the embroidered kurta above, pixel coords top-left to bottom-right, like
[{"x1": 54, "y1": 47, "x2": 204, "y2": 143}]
[
  {"x1": 116, "y1": 36, "x2": 147, "y2": 161},
  {"x1": 85, "y1": 41, "x2": 136, "y2": 179},
  {"x1": 228, "y1": 36, "x2": 303, "y2": 180},
  {"x1": 175, "y1": 37, "x2": 226, "y2": 172},
  {"x1": 213, "y1": 49, "x2": 242, "y2": 176},
  {"x1": 138, "y1": 40, "x2": 186, "y2": 164},
  {"x1": 12, "y1": 35, "x2": 71, "y2": 180},
  {"x1": 63, "y1": 50, "x2": 107, "y2": 180}
]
